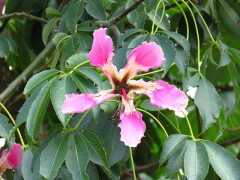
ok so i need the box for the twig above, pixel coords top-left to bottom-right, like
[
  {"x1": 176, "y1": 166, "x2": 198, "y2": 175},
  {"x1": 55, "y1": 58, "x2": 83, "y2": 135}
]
[
  {"x1": 224, "y1": 126, "x2": 240, "y2": 132},
  {"x1": 220, "y1": 137, "x2": 240, "y2": 147},
  {"x1": 0, "y1": 42, "x2": 55, "y2": 103},
  {"x1": 0, "y1": 12, "x2": 48, "y2": 24}
]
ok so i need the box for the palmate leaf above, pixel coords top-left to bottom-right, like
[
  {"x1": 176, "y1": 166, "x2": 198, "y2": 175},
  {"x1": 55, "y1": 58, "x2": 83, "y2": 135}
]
[
  {"x1": 40, "y1": 133, "x2": 69, "y2": 180},
  {"x1": 42, "y1": 18, "x2": 60, "y2": 45},
  {"x1": 82, "y1": 129, "x2": 110, "y2": 171},
  {"x1": 24, "y1": 70, "x2": 59, "y2": 95},
  {"x1": 21, "y1": 149, "x2": 33, "y2": 180},
  {"x1": 166, "y1": 141, "x2": 190, "y2": 178},
  {"x1": 159, "y1": 134, "x2": 188, "y2": 165},
  {"x1": 26, "y1": 82, "x2": 51, "y2": 139},
  {"x1": 184, "y1": 141, "x2": 209, "y2": 180},
  {"x1": 194, "y1": 79, "x2": 221, "y2": 132},
  {"x1": 65, "y1": 134, "x2": 89, "y2": 180},
  {"x1": 85, "y1": 0, "x2": 106, "y2": 20},
  {"x1": 50, "y1": 76, "x2": 76, "y2": 127},
  {"x1": 202, "y1": 141, "x2": 240, "y2": 180}
]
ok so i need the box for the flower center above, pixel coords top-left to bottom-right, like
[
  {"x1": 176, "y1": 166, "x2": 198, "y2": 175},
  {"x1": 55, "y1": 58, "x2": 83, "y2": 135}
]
[{"x1": 115, "y1": 82, "x2": 130, "y2": 97}]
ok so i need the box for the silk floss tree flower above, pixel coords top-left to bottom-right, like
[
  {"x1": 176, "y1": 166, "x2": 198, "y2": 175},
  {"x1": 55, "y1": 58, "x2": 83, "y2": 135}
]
[
  {"x1": 0, "y1": 142, "x2": 23, "y2": 175},
  {"x1": 62, "y1": 28, "x2": 188, "y2": 147}
]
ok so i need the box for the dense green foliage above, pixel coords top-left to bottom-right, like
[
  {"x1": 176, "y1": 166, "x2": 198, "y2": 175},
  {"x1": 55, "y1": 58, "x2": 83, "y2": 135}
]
[{"x1": 0, "y1": 0, "x2": 240, "y2": 179}]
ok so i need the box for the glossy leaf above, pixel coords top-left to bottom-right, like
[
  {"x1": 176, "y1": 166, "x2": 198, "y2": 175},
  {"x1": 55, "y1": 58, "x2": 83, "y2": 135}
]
[
  {"x1": 203, "y1": 141, "x2": 240, "y2": 180},
  {"x1": 50, "y1": 76, "x2": 75, "y2": 127},
  {"x1": 74, "y1": 68, "x2": 103, "y2": 88},
  {"x1": 162, "y1": 31, "x2": 190, "y2": 53},
  {"x1": 184, "y1": 141, "x2": 209, "y2": 180},
  {"x1": 0, "y1": 113, "x2": 12, "y2": 139},
  {"x1": 159, "y1": 134, "x2": 188, "y2": 165},
  {"x1": 24, "y1": 70, "x2": 59, "y2": 95},
  {"x1": 82, "y1": 129, "x2": 110, "y2": 170},
  {"x1": 219, "y1": 42, "x2": 231, "y2": 67},
  {"x1": 175, "y1": 47, "x2": 189, "y2": 74},
  {"x1": 194, "y1": 79, "x2": 221, "y2": 132},
  {"x1": 21, "y1": 149, "x2": 33, "y2": 180},
  {"x1": 66, "y1": 53, "x2": 89, "y2": 68},
  {"x1": 42, "y1": 18, "x2": 60, "y2": 45},
  {"x1": 26, "y1": 82, "x2": 50, "y2": 139},
  {"x1": 85, "y1": 0, "x2": 106, "y2": 20},
  {"x1": 147, "y1": 8, "x2": 170, "y2": 31},
  {"x1": 166, "y1": 141, "x2": 189, "y2": 178},
  {"x1": 40, "y1": 133, "x2": 69, "y2": 180},
  {"x1": 117, "y1": 29, "x2": 145, "y2": 47},
  {"x1": 66, "y1": 134, "x2": 89, "y2": 180},
  {"x1": 66, "y1": 1, "x2": 84, "y2": 33}
]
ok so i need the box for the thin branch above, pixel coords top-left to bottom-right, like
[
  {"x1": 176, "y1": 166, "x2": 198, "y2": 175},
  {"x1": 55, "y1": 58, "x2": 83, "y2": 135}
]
[
  {"x1": 220, "y1": 137, "x2": 240, "y2": 147},
  {"x1": 0, "y1": 12, "x2": 48, "y2": 24},
  {"x1": 0, "y1": 42, "x2": 55, "y2": 103},
  {"x1": 224, "y1": 126, "x2": 240, "y2": 132}
]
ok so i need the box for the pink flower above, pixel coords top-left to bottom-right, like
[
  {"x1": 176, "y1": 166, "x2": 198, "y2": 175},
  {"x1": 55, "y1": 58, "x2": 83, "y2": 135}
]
[
  {"x1": 0, "y1": 143, "x2": 23, "y2": 174},
  {"x1": 62, "y1": 28, "x2": 188, "y2": 147}
]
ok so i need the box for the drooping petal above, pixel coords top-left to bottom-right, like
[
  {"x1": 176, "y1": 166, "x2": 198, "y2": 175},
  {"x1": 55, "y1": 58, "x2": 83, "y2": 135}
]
[
  {"x1": 129, "y1": 79, "x2": 188, "y2": 112},
  {"x1": 62, "y1": 90, "x2": 117, "y2": 114},
  {"x1": 0, "y1": 144, "x2": 23, "y2": 174},
  {"x1": 118, "y1": 98, "x2": 146, "y2": 147},
  {"x1": 119, "y1": 42, "x2": 165, "y2": 82},
  {"x1": 119, "y1": 111, "x2": 146, "y2": 147},
  {"x1": 88, "y1": 28, "x2": 114, "y2": 68},
  {"x1": 6, "y1": 144, "x2": 23, "y2": 169}
]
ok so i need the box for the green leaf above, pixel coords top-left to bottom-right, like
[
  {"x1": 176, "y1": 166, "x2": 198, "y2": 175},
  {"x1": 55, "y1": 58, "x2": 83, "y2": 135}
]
[
  {"x1": 66, "y1": 1, "x2": 84, "y2": 33},
  {"x1": 219, "y1": 42, "x2": 232, "y2": 67},
  {"x1": 45, "y1": 7, "x2": 61, "y2": 18},
  {"x1": 78, "y1": 32, "x2": 93, "y2": 52},
  {"x1": 147, "y1": 7, "x2": 170, "y2": 31},
  {"x1": 74, "y1": 68, "x2": 103, "y2": 88},
  {"x1": 65, "y1": 134, "x2": 89, "y2": 180},
  {"x1": 66, "y1": 53, "x2": 89, "y2": 68},
  {"x1": 166, "y1": 141, "x2": 189, "y2": 178},
  {"x1": 216, "y1": 0, "x2": 240, "y2": 37},
  {"x1": 82, "y1": 129, "x2": 110, "y2": 170},
  {"x1": 52, "y1": 33, "x2": 69, "y2": 46},
  {"x1": 0, "y1": 34, "x2": 17, "y2": 55},
  {"x1": 40, "y1": 133, "x2": 69, "y2": 180},
  {"x1": 117, "y1": 29, "x2": 145, "y2": 47},
  {"x1": 50, "y1": 76, "x2": 75, "y2": 127},
  {"x1": 175, "y1": 47, "x2": 189, "y2": 74},
  {"x1": 203, "y1": 141, "x2": 240, "y2": 180},
  {"x1": 10, "y1": 85, "x2": 41, "y2": 138},
  {"x1": 127, "y1": 0, "x2": 147, "y2": 29},
  {"x1": 85, "y1": 0, "x2": 106, "y2": 20},
  {"x1": 194, "y1": 79, "x2": 221, "y2": 132},
  {"x1": 104, "y1": 121, "x2": 126, "y2": 166},
  {"x1": 21, "y1": 149, "x2": 33, "y2": 180},
  {"x1": 26, "y1": 82, "x2": 51, "y2": 139},
  {"x1": 71, "y1": 74, "x2": 99, "y2": 120},
  {"x1": 228, "y1": 47, "x2": 240, "y2": 66},
  {"x1": 159, "y1": 134, "x2": 188, "y2": 165},
  {"x1": 0, "y1": 114, "x2": 12, "y2": 139},
  {"x1": 162, "y1": 31, "x2": 190, "y2": 53},
  {"x1": 151, "y1": 33, "x2": 176, "y2": 75},
  {"x1": 42, "y1": 18, "x2": 60, "y2": 45},
  {"x1": 184, "y1": 141, "x2": 209, "y2": 180},
  {"x1": 61, "y1": 35, "x2": 80, "y2": 60},
  {"x1": 0, "y1": 35, "x2": 10, "y2": 58},
  {"x1": 24, "y1": 70, "x2": 59, "y2": 95},
  {"x1": 140, "y1": 99, "x2": 159, "y2": 111}
]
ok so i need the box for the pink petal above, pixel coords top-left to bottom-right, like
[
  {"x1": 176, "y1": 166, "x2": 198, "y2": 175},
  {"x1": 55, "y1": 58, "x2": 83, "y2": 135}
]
[
  {"x1": 6, "y1": 144, "x2": 23, "y2": 168},
  {"x1": 119, "y1": 111, "x2": 146, "y2": 147},
  {"x1": 129, "y1": 80, "x2": 188, "y2": 112},
  {"x1": 88, "y1": 28, "x2": 114, "y2": 68},
  {"x1": 0, "y1": 0, "x2": 4, "y2": 16},
  {"x1": 119, "y1": 42, "x2": 165, "y2": 82},
  {"x1": 62, "y1": 90, "x2": 117, "y2": 114}
]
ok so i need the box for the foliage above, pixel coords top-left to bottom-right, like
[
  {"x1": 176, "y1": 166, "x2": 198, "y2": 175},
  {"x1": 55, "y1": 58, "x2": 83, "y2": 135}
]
[{"x1": 0, "y1": 0, "x2": 240, "y2": 179}]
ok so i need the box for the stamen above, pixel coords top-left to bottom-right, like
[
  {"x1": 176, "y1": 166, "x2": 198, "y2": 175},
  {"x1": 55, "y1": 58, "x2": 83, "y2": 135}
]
[{"x1": 121, "y1": 88, "x2": 128, "y2": 100}]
